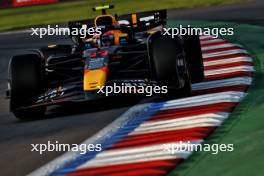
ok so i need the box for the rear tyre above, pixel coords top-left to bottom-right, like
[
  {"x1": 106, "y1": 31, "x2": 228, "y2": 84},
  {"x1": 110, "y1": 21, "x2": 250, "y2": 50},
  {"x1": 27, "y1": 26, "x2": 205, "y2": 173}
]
[
  {"x1": 149, "y1": 33, "x2": 191, "y2": 97},
  {"x1": 183, "y1": 34, "x2": 204, "y2": 83},
  {"x1": 9, "y1": 54, "x2": 46, "y2": 119}
]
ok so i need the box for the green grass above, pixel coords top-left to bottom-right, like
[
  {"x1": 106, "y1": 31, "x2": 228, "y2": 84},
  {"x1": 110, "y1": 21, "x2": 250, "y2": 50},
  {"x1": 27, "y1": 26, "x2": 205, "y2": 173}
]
[
  {"x1": 166, "y1": 21, "x2": 264, "y2": 176},
  {"x1": 0, "y1": 0, "x2": 243, "y2": 31}
]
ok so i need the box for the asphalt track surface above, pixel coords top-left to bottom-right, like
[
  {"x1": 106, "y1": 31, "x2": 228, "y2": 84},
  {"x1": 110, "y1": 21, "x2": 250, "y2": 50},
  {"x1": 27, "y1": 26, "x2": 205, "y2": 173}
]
[{"x1": 0, "y1": 0, "x2": 262, "y2": 175}]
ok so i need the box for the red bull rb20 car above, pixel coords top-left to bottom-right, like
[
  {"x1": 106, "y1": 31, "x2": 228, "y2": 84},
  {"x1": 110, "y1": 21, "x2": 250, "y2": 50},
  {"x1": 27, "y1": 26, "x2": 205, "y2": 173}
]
[{"x1": 7, "y1": 5, "x2": 204, "y2": 119}]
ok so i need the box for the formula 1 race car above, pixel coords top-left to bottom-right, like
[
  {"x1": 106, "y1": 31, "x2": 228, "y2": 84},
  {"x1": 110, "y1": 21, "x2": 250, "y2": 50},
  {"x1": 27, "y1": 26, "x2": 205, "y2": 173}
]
[{"x1": 7, "y1": 5, "x2": 204, "y2": 119}]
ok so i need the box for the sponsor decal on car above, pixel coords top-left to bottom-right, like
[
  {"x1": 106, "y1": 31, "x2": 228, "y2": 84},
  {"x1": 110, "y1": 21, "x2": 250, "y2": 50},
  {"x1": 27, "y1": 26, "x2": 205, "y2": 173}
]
[{"x1": 36, "y1": 86, "x2": 66, "y2": 103}]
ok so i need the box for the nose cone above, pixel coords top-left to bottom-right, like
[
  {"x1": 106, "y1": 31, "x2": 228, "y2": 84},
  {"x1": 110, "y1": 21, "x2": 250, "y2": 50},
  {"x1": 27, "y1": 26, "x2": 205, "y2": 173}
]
[{"x1": 83, "y1": 67, "x2": 108, "y2": 91}]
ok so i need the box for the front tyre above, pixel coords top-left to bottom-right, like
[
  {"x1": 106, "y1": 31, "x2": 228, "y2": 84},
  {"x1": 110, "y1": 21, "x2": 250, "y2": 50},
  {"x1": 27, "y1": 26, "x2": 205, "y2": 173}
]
[{"x1": 9, "y1": 54, "x2": 46, "y2": 119}]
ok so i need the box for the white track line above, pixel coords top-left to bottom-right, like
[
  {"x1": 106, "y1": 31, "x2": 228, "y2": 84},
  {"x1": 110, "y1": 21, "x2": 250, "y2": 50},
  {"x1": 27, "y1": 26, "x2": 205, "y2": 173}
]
[
  {"x1": 203, "y1": 56, "x2": 252, "y2": 66},
  {"x1": 131, "y1": 122, "x2": 220, "y2": 136},
  {"x1": 78, "y1": 141, "x2": 200, "y2": 168},
  {"x1": 199, "y1": 35, "x2": 215, "y2": 40},
  {"x1": 123, "y1": 112, "x2": 228, "y2": 131},
  {"x1": 192, "y1": 77, "x2": 252, "y2": 90},
  {"x1": 78, "y1": 152, "x2": 187, "y2": 168},
  {"x1": 120, "y1": 112, "x2": 228, "y2": 136},
  {"x1": 201, "y1": 43, "x2": 239, "y2": 51},
  {"x1": 202, "y1": 49, "x2": 248, "y2": 58},
  {"x1": 132, "y1": 114, "x2": 227, "y2": 134},
  {"x1": 138, "y1": 112, "x2": 229, "y2": 128},
  {"x1": 158, "y1": 91, "x2": 245, "y2": 110},
  {"x1": 200, "y1": 39, "x2": 225, "y2": 45},
  {"x1": 81, "y1": 149, "x2": 188, "y2": 165},
  {"x1": 205, "y1": 66, "x2": 254, "y2": 76}
]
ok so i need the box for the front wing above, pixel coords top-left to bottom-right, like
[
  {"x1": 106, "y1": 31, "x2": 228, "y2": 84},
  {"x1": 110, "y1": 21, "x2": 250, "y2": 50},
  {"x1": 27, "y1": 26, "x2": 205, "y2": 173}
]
[{"x1": 16, "y1": 79, "x2": 158, "y2": 110}]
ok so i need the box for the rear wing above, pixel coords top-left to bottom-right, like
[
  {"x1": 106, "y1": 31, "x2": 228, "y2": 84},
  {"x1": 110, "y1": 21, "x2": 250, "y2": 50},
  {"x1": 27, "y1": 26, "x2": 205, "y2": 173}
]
[
  {"x1": 68, "y1": 9, "x2": 167, "y2": 44},
  {"x1": 118, "y1": 9, "x2": 167, "y2": 31}
]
